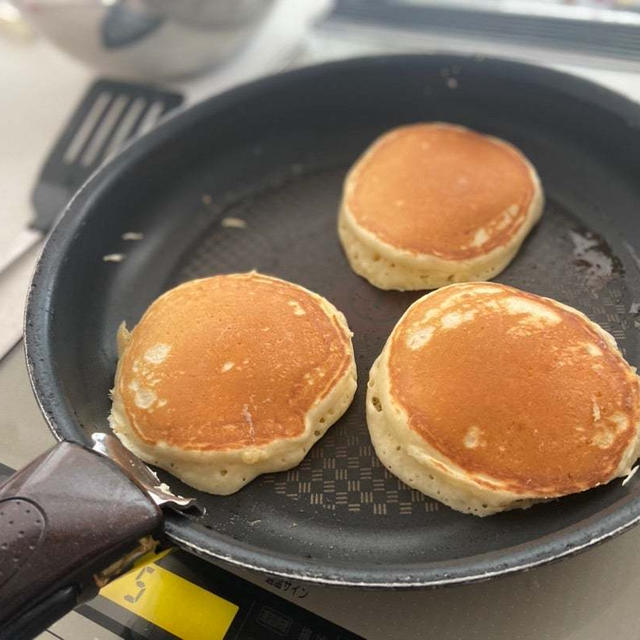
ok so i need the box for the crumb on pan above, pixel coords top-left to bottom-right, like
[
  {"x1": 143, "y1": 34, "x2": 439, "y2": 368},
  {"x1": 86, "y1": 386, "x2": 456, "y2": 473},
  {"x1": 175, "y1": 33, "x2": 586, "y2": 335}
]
[
  {"x1": 103, "y1": 254, "x2": 124, "y2": 262},
  {"x1": 622, "y1": 465, "x2": 639, "y2": 486},
  {"x1": 221, "y1": 217, "x2": 247, "y2": 229}
]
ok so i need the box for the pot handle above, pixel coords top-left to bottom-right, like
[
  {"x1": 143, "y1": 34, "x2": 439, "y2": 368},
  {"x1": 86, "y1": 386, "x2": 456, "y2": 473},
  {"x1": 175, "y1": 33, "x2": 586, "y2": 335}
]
[{"x1": 0, "y1": 441, "x2": 163, "y2": 639}]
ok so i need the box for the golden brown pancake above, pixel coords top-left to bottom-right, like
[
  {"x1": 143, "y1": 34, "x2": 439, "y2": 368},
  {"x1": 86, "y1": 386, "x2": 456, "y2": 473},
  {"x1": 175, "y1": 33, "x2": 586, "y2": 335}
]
[
  {"x1": 367, "y1": 282, "x2": 640, "y2": 515},
  {"x1": 109, "y1": 272, "x2": 357, "y2": 494},
  {"x1": 339, "y1": 123, "x2": 544, "y2": 290}
]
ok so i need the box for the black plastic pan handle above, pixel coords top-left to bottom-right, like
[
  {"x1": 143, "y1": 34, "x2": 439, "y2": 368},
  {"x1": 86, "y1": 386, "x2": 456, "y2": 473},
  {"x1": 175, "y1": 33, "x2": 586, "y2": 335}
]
[{"x1": 0, "y1": 442, "x2": 163, "y2": 639}]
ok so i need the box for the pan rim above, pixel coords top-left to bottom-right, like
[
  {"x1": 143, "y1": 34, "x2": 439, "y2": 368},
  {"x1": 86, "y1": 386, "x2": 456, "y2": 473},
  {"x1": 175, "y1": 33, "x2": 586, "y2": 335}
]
[{"x1": 25, "y1": 53, "x2": 640, "y2": 587}]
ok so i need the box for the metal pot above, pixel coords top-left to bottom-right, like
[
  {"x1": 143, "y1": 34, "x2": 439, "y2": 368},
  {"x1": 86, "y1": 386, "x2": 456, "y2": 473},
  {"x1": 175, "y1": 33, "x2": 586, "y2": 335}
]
[{"x1": 13, "y1": 0, "x2": 275, "y2": 80}]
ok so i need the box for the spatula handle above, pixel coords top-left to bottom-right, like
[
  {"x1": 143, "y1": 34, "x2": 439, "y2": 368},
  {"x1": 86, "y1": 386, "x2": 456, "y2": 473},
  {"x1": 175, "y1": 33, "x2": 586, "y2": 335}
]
[{"x1": 0, "y1": 441, "x2": 162, "y2": 639}]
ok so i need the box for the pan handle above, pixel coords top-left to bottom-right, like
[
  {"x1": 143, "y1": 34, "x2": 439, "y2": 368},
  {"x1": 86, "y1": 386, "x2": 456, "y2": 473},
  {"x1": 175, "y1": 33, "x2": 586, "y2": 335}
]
[{"x1": 0, "y1": 441, "x2": 163, "y2": 639}]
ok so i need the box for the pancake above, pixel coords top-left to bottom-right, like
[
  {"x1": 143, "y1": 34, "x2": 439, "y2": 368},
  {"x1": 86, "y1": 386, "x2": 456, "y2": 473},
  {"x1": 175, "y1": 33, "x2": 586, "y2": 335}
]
[
  {"x1": 109, "y1": 272, "x2": 357, "y2": 494},
  {"x1": 367, "y1": 282, "x2": 640, "y2": 515},
  {"x1": 338, "y1": 122, "x2": 544, "y2": 290}
]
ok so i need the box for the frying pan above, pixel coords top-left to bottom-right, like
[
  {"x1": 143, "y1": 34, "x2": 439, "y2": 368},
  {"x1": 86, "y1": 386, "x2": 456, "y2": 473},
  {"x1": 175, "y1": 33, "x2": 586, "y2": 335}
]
[{"x1": 2, "y1": 54, "x2": 640, "y2": 636}]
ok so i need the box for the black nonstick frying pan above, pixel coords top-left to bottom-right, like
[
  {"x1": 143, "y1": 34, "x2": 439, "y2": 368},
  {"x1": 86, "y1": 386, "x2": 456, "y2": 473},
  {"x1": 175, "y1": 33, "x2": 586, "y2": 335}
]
[{"x1": 2, "y1": 54, "x2": 640, "y2": 636}]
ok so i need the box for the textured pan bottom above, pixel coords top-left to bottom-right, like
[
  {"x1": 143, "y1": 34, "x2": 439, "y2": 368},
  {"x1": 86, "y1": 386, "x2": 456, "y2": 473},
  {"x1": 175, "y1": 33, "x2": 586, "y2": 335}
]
[{"x1": 159, "y1": 165, "x2": 637, "y2": 564}]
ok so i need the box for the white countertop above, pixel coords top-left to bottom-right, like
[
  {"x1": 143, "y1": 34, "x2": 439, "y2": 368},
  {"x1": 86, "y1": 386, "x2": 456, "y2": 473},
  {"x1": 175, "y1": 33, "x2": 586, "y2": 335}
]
[{"x1": 3, "y1": 6, "x2": 640, "y2": 639}]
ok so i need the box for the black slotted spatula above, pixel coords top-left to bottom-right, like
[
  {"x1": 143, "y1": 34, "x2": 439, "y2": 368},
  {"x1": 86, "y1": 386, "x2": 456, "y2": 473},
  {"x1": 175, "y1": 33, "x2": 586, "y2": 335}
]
[
  {"x1": 32, "y1": 79, "x2": 183, "y2": 233},
  {"x1": 0, "y1": 79, "x2": 183, "y2": 361}
]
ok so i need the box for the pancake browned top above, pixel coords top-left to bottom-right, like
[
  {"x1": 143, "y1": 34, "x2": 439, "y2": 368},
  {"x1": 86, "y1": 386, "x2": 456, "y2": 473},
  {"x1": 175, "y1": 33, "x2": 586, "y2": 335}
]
[
  {"x1": 388, "y1": 283, "x2": 640, "y2": 495},
  {"x1": 345, "y1": 123, "x2": 536, "y2": 259},
  {"x1": 117, "y1": 273, "x2": 352, "y2": 451}
]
